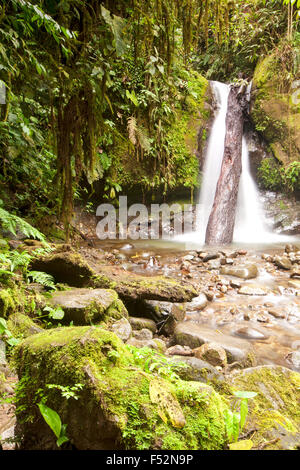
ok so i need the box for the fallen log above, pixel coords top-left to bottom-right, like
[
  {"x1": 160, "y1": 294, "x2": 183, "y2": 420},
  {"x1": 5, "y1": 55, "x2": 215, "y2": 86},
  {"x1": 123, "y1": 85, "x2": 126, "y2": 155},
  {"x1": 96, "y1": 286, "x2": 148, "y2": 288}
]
[{"x1": 205, "y1": 84, "x2": 249, "y2": 245}]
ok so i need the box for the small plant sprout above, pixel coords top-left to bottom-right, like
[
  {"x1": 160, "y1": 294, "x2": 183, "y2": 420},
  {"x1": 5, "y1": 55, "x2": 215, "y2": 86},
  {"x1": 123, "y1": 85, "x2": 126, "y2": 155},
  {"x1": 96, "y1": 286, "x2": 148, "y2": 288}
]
[
  {"x1": 38, "y1": 403, "x2": 69, "y2": 447},
  {"x1": 224, "y1": 390, "x2": 257, "y2": 448}
]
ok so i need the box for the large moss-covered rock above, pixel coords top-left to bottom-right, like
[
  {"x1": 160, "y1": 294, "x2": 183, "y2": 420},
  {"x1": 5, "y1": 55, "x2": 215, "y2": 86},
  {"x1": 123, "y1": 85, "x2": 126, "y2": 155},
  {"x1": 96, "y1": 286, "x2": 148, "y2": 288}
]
[
  {"x1": 30, "y1": 251, "x2": 198, "y2": 304},
  {"x1": 14, "y1": 326, "x2": 229, "y2": 450},
  {"x1": 29, "y1": 251, "x2": 109, "y2": 288},
  {"x1": 226, "y1": 366, "x2": 300, "y2": 450},
  {"x1": 251, "y1": 50, "x2": 300, "y2": 168},
  {"x1": 50, "y1": 288, "x2": 128, "y2": 325}
]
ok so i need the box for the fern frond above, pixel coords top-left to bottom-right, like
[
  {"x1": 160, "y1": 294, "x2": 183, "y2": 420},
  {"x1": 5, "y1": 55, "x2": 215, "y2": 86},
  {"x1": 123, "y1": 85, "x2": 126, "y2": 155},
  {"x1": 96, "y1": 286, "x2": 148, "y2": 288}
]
[
  {"x1": 136, "y1": 126, "x2": 151, "y2": 153},
  {"x1": 27, "y1": 271, "x2": 56, "y2": 289},
  {"x1": 127, "y1": 116, "x2": 137, "y2": 145},
  {"x1": 0, "y1": 208, "x2": 46, "y2": 242}
]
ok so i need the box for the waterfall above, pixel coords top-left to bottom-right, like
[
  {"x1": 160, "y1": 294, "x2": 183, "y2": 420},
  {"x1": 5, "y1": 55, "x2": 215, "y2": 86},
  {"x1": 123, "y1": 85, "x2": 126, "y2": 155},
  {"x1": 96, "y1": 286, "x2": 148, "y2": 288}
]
[
  {"x1": 177, "y1": 80, "x2": 288, "y2": 245},
  {"x1": 195, "y1": 81, "x2": 230, "y2": 242}
]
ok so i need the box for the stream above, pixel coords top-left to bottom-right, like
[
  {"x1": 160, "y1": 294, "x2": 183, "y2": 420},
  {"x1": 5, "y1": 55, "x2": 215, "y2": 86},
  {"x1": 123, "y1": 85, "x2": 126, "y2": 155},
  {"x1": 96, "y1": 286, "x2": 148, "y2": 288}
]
[{"x1": 81, "y1": 238, "x2": 300, "y2": 372}]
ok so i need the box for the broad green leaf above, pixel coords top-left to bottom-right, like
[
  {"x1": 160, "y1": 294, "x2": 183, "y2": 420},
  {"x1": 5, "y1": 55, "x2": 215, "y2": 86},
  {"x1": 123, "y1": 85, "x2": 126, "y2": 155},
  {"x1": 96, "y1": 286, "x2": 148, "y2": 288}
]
[
  {"x1": 149, "y1": 378, "x2": 185, "y2": 429},
  {"x1": 6, "y1": 337, "x2": 20, "y2": 347},
  {"x1": 240, "y1": 399, "x2": 248, "y2": 431},
  {"x1": 38, "y1": 403, "x2": 61, "y2": 439},
  {"x1": 101, "y1": 6, "x2": 127, "y2": 57},
  {"x1": 229, "y1": 439, "x2": 254, "y2": 450},
  {"x1": 224, "y1": 409, "x2": 234, "y2": 441},
  {"x1": 0, "y1": 318, "x2": 7, "y2": 332},
  {"x1": 232, "y1": 412, "x2": 240, "y2": 442},
  {"x1": 56, "y1": 435, "x2": 69, "y2": 447}
]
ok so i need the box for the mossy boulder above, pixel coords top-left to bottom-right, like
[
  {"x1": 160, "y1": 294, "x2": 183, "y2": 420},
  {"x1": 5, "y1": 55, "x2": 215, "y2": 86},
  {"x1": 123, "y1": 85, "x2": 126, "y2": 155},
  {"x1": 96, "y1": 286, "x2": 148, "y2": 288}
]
[
  {"x1": 50, "y1": 288, "x2": 128, "y2": 325},
  {"x1": 29, "y1": 251, "x2": 110, "y2": 288},
  {"x1": 30, "y1": 251, "x2": 198, "y2": 305},
  {"x1": 226, "y1": 365, "x2": 300, "y2": 450},
  {"x1": 14, "y1": 326, "x2": 229, "y2": 450},
  {"x1": 251, "y1": 49, "x2": 300, "y2": 168},
  {"x1": 7, "y1": 313, "x2": 43, "y2": 339},
  {"x1": 106, "y1": 272, "x2": 198, "y2": 304}
]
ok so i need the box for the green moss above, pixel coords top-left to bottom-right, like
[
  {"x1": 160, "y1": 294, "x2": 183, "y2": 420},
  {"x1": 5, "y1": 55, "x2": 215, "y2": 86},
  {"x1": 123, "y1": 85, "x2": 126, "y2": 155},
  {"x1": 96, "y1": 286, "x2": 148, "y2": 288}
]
[
  {"x1": 257, "y1": 158, "x2": 283, "y2": 190},
  {"x1": 7, "y1": 312, "x2": 43, "y2": 339},
  {"x1": 251, "y1": 47, "x2": 300, "y2": 169},
  {"x1": 14, "y1": 325, "x2": 229, "y2": 450},
  {"x1": 0, "y1": 238, "x2": 9, "y2": 252},
  {"x1": 0, "y1": 288, "x2": 24, "y2": 318},
  {"x1": 226, "y1": 366, "x2": 300, "y2": 450}
]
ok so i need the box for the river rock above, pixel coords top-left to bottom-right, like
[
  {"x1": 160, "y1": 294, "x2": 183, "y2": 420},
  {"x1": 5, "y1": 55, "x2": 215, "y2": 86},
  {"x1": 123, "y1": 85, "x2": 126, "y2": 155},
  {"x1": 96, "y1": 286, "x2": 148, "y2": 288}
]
[
  {"x1": 126, "y1": 336, "x2": 166, "y2": 353},
  {"x1": 268, "y1": 307, "x2": 286, "y2": 319},
  {"x1": 113, "y1": 274, "x2": 198, "y2": 304},
  {"x1": 132, "y1": 328, "x2": 153, "y2": 341},
  {"x1": 238, "y1": 284, "x2": 270, "y2": 296},
  {"x1": 227, "y1": 365, "x2": 300, "y2": 450},
  {"x1": 207, "y1": 260, "x2": 221, "y2": 270},
  {"x1": 128, "y1": 317, "x2": 157, "y2": 333},
  {"x1": 274, "y1": 256, "x2": 293, "y2": 270},
  {"x1": 291, "y1": 269, "x2": 300, "y2": 279},
  {"x1": 234, "y1": 326, "x2": 269, "y2": 340},
  {"x1": 220, "y1": 264, "x2": 258, "y2": 279},
  {"x1": 288, "y1": 279, "x2": 300, "y2": 290},
  {"x1": 110, "y1": 318, "x2": 132, "y2": 342},
  {"x1": 193, "y1": 343, "x2": 227, "y2": 368},
  {"x1": 141, "y1": 300, "x2": 186, "y2": 336},
  {"x1": 186, "y1": 293, "x2": 208, "y2": 312},
  {"x1": 285, "y1": 244, "x2": 299, "y2": 254},
  {"x1": 286, "y1": 351, "x2": 300, "y2": 369},
  {"x1": 173, "y1": 322, "x2": 255, "y2": 365},
  {"x1": 50, "y1": 288, "x2": 128, "y2": 325},
  {"x1": 202, "y1": 253, "x2": 220, "y2": 262},
  {"x1": 167, "y1": 345, "x2": 193, "y2": 356},
  {"x1": 171, "y1": 356, "x2": 225, "y2": 383}
]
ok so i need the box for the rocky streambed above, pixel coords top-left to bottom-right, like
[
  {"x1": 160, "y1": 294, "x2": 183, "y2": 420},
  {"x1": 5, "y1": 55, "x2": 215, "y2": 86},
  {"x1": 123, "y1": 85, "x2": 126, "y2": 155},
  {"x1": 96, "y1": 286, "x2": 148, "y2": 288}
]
[{"x1": 0, "y1": 239, "x2": 300, "y2": 450}]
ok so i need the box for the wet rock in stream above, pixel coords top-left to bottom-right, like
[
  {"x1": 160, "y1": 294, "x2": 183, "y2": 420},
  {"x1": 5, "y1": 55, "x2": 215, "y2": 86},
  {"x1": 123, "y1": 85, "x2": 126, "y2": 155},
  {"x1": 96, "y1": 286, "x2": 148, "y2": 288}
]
[
  {"x1": 220, "y1": 264, "x2": 258, "y2": 279},
  {"x1": 173, "y1": 322, "x2": 256, "y2": 366}
]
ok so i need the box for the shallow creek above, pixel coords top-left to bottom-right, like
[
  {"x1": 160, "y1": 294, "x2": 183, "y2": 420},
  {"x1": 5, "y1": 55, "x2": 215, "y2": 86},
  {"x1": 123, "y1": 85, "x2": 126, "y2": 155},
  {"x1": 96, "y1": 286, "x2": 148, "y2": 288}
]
[{"x1": 84, "y1": 239, "x2": 300, "y2": 372}]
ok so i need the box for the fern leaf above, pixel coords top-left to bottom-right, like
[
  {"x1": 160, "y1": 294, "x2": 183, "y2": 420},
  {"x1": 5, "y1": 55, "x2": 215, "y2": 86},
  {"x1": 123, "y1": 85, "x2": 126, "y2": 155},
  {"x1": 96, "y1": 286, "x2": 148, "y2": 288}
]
[
  {"x1": 127, "y1": 116, "x2": 137, "y2": 145},
  {"x1": 0, "y1": 208, "x2": 46, "y2": 242},
  {"x1": 27, "y1": 271, "x2": 56, "y2": 289}
]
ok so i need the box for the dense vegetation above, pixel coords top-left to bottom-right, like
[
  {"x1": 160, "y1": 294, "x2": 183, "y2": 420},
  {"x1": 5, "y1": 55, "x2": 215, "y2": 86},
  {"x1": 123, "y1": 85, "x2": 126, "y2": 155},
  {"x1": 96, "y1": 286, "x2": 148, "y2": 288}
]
[{"x1": 0, "y1": 0, "x2": 299, "y2": 239}]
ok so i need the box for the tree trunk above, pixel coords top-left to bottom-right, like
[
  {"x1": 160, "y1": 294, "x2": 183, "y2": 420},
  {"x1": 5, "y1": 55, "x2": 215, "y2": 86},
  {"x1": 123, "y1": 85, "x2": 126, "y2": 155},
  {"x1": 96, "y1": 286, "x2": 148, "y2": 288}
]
[{"x1": 205, "y1": 84, "x2": 248, "y2": 245}]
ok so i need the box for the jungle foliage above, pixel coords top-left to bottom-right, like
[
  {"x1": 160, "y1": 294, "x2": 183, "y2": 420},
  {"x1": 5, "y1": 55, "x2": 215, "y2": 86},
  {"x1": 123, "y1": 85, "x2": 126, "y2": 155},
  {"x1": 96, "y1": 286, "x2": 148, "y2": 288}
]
[{"x1": 0, "y1": 0, "x2": 299, "y2": 237}]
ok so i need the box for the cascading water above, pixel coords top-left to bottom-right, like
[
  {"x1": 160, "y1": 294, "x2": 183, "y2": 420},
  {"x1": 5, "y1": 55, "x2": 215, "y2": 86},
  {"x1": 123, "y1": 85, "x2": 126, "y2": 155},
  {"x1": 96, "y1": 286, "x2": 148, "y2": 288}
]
[
  {"x1": 177, "y1": 80, "x2": 288, "y2": 245},
  {"x1": 195, "y1": 81, "x2": 230, "y2": 242}
]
